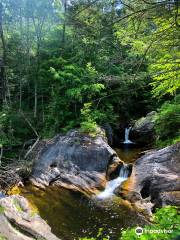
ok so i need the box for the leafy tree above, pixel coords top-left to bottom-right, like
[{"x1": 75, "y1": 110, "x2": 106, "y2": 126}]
[
  {"x1": 0, "y1": 0, "x2": 179, "y2": 149},
  {"x1": 155, "y1": 96, "x2": 180, "y2": 146}
]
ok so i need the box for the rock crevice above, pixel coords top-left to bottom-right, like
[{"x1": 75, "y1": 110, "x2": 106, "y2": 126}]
[{"x1": 117, "y1": 143, "x2": 180, "y2": 215}]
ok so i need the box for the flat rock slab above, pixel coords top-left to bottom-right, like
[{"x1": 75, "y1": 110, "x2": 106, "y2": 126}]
[{"x1": 0, "y1": 195, "x2": 60, "y2": 240}]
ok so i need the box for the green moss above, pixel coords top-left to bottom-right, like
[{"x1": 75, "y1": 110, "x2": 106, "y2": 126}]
[
  {"x1": 13, "y1": 199, "x2": 23, "y2": 212},
  {"x1": 0, "y1": 235, "x2": 7, "y2": 240},
  {"x1": 0, "y1": 205, "x2": 5, "y2": 214}
]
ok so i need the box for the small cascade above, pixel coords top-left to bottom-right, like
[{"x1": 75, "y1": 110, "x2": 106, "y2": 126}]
[
  {"x1": 97, "y1": 165, "x2": 130, "y2": 199},
  {"x1": 123, "y1": 127, "x2": 133, "y2": 144}
]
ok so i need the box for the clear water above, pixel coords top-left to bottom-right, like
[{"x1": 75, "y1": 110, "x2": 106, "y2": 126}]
[
  {"x1": 19, "y1": 147, "x2": 145, "y2": 240},
  {"x1": 20, "y1": 185, "x2": 146, "y2": 240},
  {"x1": 97, "y1": 177, "x2": 127, "y2": 199},
  {"x1": 115, "y1": 146, "x2": 143, "y2": 163},
  {"x1": 123, "y1": 127, "x2": 133, "y2": 144},
  {"x1": 97, "y1": 165, "x2": 129, "y2": 199}
]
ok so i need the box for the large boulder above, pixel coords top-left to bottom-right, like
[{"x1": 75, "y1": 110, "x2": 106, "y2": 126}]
[
  {"x1": 102, "y1": 123, "x2": 114, "y2": 146},
  {"x1": 30, "y1": 130, "x2": 123, "y2": 195},
  {"x1": 0, "y1": 195, "x2": 59, "y2": 240},
  {"x1": 118, "y1": 143, "x2": 180, "y2": 215},
  {"x1": 131, "y1": 111, "x2": 157, "y2": 145}
]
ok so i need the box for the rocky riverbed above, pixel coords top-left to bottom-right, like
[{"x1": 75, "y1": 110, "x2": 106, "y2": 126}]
[
  {"x1": 0, "y1": 194, "x2": 59, "y2": 240},
  {"x1": 0, "y1": 129, "x2": 179, "y2": 240},
  {"x1": 117, "y1": 143, "x2": 180, "y2": 215},
  {"x1": 29, "y1": 129, "x2": 124, "y2": 195}
]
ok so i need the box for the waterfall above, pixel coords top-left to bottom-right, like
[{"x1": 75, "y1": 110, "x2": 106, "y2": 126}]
[
  {"x1": 123, "y1": 127, "x2": 133, "y2": 144},
  {"x1": 97, "y1": 165, "x2": 129, "y2": 199}
]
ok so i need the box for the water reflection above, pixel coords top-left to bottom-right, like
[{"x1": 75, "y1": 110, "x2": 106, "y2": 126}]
[{"x1": 20, "y1": 185, "x2": 146, "y2": 240}]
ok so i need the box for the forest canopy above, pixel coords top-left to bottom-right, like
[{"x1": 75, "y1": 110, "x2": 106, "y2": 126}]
[{"x1": 0, "y1": 0, "x2": 179, "y2": 148}]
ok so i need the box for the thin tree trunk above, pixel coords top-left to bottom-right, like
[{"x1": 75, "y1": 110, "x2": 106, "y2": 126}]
[
  {"x1": 41, "y1": 94, "x2": 45, "y2": 123},
  {"x1": 34, "y1": 80, "x2": 38, "y2": 118},
  {"x1": 19, "y1": 80, "x2": 22, "y2": 109},
  {"x1": 62, "y1": 0, "x2": 67, "y2": 46},
  {"x1": 19, "y1": 6, "x2": 23, "y2": 110},
  {"x1": 0, "y1": 3, "x2": 7, "y2": 106},
  {"x1": 0, "y1": 145, "x2": 3, "y2": 166},
  {"x1": 26, "y1": 12, "x2": 31, "y2": 108},
  {"x1": 32, "y1": 16, "x2": 44, "y2": 118}
]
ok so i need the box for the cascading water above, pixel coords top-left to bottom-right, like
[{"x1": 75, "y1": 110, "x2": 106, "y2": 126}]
[
  {"x1": 123, "y1": 127, "x2": 133, "y2": 144},
  {"x1": 97, "y1": 165, "x2": 129, "y2": 199}
]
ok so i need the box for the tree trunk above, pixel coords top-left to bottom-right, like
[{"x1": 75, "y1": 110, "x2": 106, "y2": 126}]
[
  {"x1": 62, "y1": 0, "x2": 67, "y2": 46},
  {"x1": 19, "y1": 6, "x2": 23, "y2": 110},
  {"x1": 34, "y1": 80, "x2": 38, "y2": 118},
  {"x1": 0, "y1": 3, "x2": 7, "y2": 106}
]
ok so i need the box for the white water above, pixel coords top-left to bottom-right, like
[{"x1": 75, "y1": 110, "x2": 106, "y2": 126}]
[
  {"x1": 123, "y1": 127, "x2": 133, "y2": 144},
  {"x1": 97, "y1": 166, "x2": 129, "y2": 199}
]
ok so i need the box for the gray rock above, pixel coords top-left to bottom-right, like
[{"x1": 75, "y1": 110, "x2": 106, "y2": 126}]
[
  {"x1": 118, "y1": 143, "x2": 180, "y2": 214},
  {"x1": 0, "y1": 195, "x2": 60, "y2": 240},
  {"x1": 102, "y1": 123, "x2": 113, "y2": 146},
  {"x1": 131, "y1": 111, "x2": 157, "y2": 145},
  {"x1": 30, "y1": 130, "x2": 122, "y2": 194}
]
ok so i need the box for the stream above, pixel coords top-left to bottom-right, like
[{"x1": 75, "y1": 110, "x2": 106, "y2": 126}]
[{"x1": 19, "y1": 146, "x2": 146, "y2": 240}]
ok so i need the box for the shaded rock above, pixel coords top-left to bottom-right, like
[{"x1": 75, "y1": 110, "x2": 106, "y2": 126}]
[
  {"x1": 102, "y1": 123, "x2": 113, "y2": 146},
  {"x1": 131, "y1": 111, "x2": 157, "y2": 145},
  {"x1": 30, "y1": 130, "x2": 123, "y2": 195},
  {"x1": 0, "y1": 195, "x2": 59, "y2": 240},
  {"x1": 107, "y1": 156, "x2": 124, "y2": 180},
  {"x1": 117, "y1": 143, "x2": 180, "y2": 213},
  {"x1": 160, "y1": 191, "x2": 180, "y2": 206}
]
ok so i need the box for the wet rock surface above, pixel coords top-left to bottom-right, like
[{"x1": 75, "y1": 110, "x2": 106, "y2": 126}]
[
  {"x1": 131, "y1": 111, "x2": 157, "y2": 145},
  {"x1": 30, "y1": 130, "x2": 123, "y2": 194},
  {"x1": 118, "y1": 143, "x2": 180, "y2": 215},
  {"x1": 0, "y1": 195, "x2": 59, "y2": 240}
]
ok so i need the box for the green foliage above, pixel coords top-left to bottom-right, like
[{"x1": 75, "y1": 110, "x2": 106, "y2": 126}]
[
  {"x1": 40, "y1": 58, "x2": 111, "y2": 136},
  {"x1": 0, "y1": 236, "x2": 7, "y2": 240},
  {"x1": 0, "y1": 109, "x2": 19, "y2": 147},
  {"x1": 121, "y1": 206, "x2": 180, "y2": 240},
  {"x1": 80, "y1": 103, "x2": 98, "y2": 135},
  {"x1": 1, "y1": 0, "x2": 179, "y2": 148},
  {"x1": 0, "y1": 108, "x2": 33, "y2": 147},
  {"x1": 155, "y1": 97, "x2": 180, "y2": 147},
  {"x1": 0, "y1": 205, "x2": 5, "y2": 214},
  {"x1": 13, "y1": 199, "x2": 23, "y2": 212},
  {"x1": 149, "y1": 14, "x2": 180, "y2": 99}
]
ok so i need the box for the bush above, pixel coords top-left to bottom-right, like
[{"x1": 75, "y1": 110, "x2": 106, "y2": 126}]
[
  {"x1": 80, "y1": 103, "x2": 99, "y2": 135},
  {"x1": 155, "y1": 97, "x2": 180, "y2": 147},
  {"x1": 0, "y1": 108, "x2": 34, "y2": 147},
  {"x1": 121, "y1": 206, "x2": 180, "y2": 240}
]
